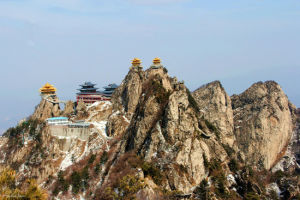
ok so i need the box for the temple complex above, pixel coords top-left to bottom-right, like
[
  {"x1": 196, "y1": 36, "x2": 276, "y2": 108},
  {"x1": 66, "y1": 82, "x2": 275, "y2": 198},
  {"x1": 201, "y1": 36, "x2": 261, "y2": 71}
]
[
  {"x1": 76, "y1": 82, "x2": 104, "y2": 104},
  {"x1": 39, "y1": 83, "x2": 57, "y2": 96},
  {"x1": 76, "y1": 82, "x2": 118, "y2": 104}
]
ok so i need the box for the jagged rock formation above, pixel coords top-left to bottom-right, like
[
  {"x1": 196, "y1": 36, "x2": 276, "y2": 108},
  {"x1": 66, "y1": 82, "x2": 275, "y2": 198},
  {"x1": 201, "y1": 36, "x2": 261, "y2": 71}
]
[
  {"x1": 0, "y1": 66, "x2": 299, "y2": 199},
  {"x1": 86, "y1": 101, "x2": 112, "y2": 122},
  {"x1": 192, "y1": 81, "x2": 235, "y2": 147},
  {"x1": 106, "y1": 67, "x2": 145, "y2": 137},
  {"x1": 63, "y1": 100, "x2": 75, "y2": 116},
  {"x1": 76, "y1": 99, "x2": 87, "y2": 119},
  {"x1": 32, "y1": 98, "x2": 60, "y2": 120},
  {"x1": 294, "y1": 109, "x2": 300, "y2": 164},
  {"x1": 112, "y1": 67, "x2": 145, "y2": 117},
  {"x1": 232, "y1": 81, "x2": 295, "y2": 170},
  {"x1": 107, "y1": 67, "x2": 229, "y2": 193},
  {"x1": 0, "y1": 101, "x2": 111, "y2": 191},
  {"x1": 273, "y1": 108, "x2": 300, "y2": 173}
]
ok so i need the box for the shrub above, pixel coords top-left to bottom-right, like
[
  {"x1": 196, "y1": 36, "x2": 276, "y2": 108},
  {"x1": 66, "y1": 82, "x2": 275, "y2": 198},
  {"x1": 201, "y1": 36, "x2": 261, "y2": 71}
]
[
  {"x1": 88, "y1": 154, "x2": 96, "y2": 165},
  {"x1": 193, "y1": 179, "x2": 210, "y2": 200},
  {"x1": 57, "y1": 170, "x2": 69, "y2": 193},
  {"x1": 269, "y1": 189, "x2": 279, "y2": 200},
  {"x1": 204, "y1": 120, "x2": 220, "y2": 139},
  {"x1": 94, "y1": 163, "x2": 101, "y2": 175},
  {"x1": 271, "y1": 170, "x2": 288, "y2": 183},
  {"x1": 142, "y1": 76, "x2": 171, "y2": 109},
  {"x1": 141, "y1": 162, "x2": 163, "y2": 185},
  {"x1": 0, "y1": 167, "x2": 48, "y2": 199},
  {"x1": 179, "y1": 164, "x2": 188, "y2": 174},
  {"x1": 57, "y1": 170, "x2": 64, "y2": 184},
  {"x1": 223, "y1": 144, "x2": 235, "y2": 158},
  {"x1": 228, "y1": 158, "x2": 239, "y2": 172},
  {"x1": 81, "y1": 166, "x2": 89, "y2": 189},
  {"x1": 187, "y1": 89, "x2": 200, "y2": 113},
  {"x1": 212, "y1": 172, "x2": 229, "y2": 199},
  {"x1": 208, "y1": 159, "x2": 222, "y2": 174},
  {"x1": 105, "y1": 175, "x2": 144, "y2": 200},
  {"x1": 203, "y1": 154, "x2": 209, "y2": 169},
  {"x1": 100, "y1": 151, "x2": 108, "y2": 164},
  {"x1": 70, "y1": 171, "x2": 81, "y2": 194},
  {"x1": 163, "y1": 67, "x2": 168, "y2": 73},
  {"x1": 244, "y1": 192, "x2": 260, "y2": 200},
  {"x1": 152, "y1": 79, "x2": 171, "y2": 105}
]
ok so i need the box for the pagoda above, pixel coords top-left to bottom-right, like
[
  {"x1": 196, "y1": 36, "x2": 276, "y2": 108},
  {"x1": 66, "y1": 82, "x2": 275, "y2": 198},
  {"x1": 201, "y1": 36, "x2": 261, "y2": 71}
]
[
  {"x1": 100, "y1": 84, "x2": 118, "y2": 99},
  {"x1": 40, "y1": 83, "x2": 57, "y2": 96},
  {"x1": 150, "y1": 57, "x2": 163, "y2": 69},
  {"x1": 153, "y1": 57, "x2": 161, "y2": 64},
  {"x1": 130, "y1": 58, "x2": 143, "y2": 70},
  {"x1": 76, "y1": 82, "x2": 106, "y2": 104}
]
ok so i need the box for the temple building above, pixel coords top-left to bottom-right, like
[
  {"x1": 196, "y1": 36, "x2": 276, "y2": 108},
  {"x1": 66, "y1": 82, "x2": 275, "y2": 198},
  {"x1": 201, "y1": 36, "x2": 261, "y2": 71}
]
[
  {"x1": 150, "y1": 57, "x2": 163, "y2": 69},
  {"x1": 76, "y1": 81, "x2": 118, "y2": 104},
  {"x1": 46, "y1": 117, "x2": 69, "y2": 125},
  {"x1": 100, "y1": 84, "x2": 118, "y2": 99},
  {"x1": 76, "y1": 82, "x2": 104, "y2": 104},
  {"x1": 153, "y1": 57, "x2": 161, "y2": 64},
  {"x1": 40, "y1": 83, "x2": 57, "y2": 96},
  {"x1": 130, "y1": 58, "x2": 143, "y2": 70}
]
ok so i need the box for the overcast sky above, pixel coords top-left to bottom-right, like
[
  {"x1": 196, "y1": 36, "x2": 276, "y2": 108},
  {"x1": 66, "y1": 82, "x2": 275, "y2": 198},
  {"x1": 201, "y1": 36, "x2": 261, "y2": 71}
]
[{"x1": 0, "y1": 0, "x2": 300, "y2": 134}]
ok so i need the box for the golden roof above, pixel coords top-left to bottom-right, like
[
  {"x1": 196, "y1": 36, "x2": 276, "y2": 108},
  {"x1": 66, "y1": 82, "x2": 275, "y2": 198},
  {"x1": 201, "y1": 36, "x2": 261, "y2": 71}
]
[
  {"x1": 131, "y1": 58, "x2": 141, "y2": 65},
  {"x1": 153, "y1": 57, "x2": 161, "y2": 64},
  {"x1": 39, "y1": 82, "x2": 57, "y2": 93}
]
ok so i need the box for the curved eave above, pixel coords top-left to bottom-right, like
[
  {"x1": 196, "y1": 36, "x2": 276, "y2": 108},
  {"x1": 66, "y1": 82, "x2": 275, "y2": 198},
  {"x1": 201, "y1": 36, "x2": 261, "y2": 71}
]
[
  {"x1": 76, "y1": 92, "x2": 103, "y2": 95},
  {"x1": 79, "y1": 84, "x2": 96, "y2": 87}
]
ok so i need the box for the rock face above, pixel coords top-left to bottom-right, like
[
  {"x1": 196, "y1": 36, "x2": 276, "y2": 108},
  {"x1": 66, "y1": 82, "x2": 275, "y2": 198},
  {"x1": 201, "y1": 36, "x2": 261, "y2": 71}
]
[
  {"x1": 294, "y1": 109, "x2": 300, "y2": 164},
  {"x1": 231, "y1": 81, "x2": 295, "y2": 170},
  {"x1": 192, "y1": 81, "x2": 235, "y2": 147},
  {"x1": 63, "y1": 100, "x2": 74, "y2": 116},
  {"x1": 106, "y1": 67, "x2": 145, "y2": 137},
  {"x1": 32, "y1": 98, "x2": 60, "y2": 120},
  {"x1": 112, "y1": 67, "x2": 145, "y2": 117},
  {"x1": 108, "y1": 67, "x2": 228, "y2": 193},
  {"x1": 1, "y1": 65, "x2": 299, "y2": 199},
  {"x1": 76, "y1": 99, "x2": 87, "y2": 119}
]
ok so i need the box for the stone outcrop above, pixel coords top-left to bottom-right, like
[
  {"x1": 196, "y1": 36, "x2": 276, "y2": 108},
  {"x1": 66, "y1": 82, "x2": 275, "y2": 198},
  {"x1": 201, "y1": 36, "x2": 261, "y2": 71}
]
[
  {"x1": 63, "y1": 100, "x2": 74, "y2": 116},
  {"x1": 106, "y1": 67, "x2": 145, "y2": 137},
  {"x1": 108, "y1": 67, "x2": 229, "y2": 193},
  {"x1": 76, "y1": 99, "x2": 87, "y2": 119},
  {"x1": 192, "y1": 81, "x2": 235, "y2": 147},
  {"x1": 112, "y1": 67, "x2": 145, "y2": 117},
  {"x1": 32, "y1": 98, "x2": 60, "y2": 120},
  {"x1": 86, "y1": 101, "x2": 112, "y2": 122},
  {"x1": 231, "y1": 81, "x2": 295, "y2": 170},
  {"x1": 1, "y1": 64, "x2": 299, "y2": 199}
]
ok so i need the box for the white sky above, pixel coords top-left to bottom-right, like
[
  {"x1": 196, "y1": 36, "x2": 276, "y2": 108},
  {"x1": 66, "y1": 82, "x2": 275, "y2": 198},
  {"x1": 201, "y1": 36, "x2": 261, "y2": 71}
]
[{"x1": 0, "y1": 0, "x2": 300, "y2": 133}]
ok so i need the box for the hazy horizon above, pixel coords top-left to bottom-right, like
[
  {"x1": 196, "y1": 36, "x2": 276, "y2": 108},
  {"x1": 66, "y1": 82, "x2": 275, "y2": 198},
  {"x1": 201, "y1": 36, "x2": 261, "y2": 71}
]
[{"x1": 1, "y1": 0, "x2": 300, "y2": 134}]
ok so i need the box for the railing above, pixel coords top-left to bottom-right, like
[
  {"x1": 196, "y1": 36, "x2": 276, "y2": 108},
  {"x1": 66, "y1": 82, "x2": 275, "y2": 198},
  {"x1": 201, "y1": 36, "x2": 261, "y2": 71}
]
[{"x1": 41, "y1": 95, "x2": 67, "y2": 104}]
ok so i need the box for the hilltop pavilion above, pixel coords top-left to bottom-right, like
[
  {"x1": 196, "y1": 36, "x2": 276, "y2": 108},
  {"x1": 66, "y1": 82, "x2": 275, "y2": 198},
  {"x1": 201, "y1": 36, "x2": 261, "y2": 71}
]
[{"x1": 40, "y1": 83, "x2": 57, "y2": 96}]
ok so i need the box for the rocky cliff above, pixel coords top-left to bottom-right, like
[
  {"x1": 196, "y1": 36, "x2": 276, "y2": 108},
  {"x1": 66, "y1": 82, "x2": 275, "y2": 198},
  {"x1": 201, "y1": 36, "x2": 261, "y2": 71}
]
[
  {"x1": 231, "y1": 81, "x2": 295, "y2": 170},
  {"x1": 32, "y1": 97, "x2": 61, "y2": 120},
  {"x1": 106, "y1": 67, "x2": 229, "y2": 194},
  {"x1": 192, "y1": 81, "x2": 235, "y2": 147},
  {"x1": 0, "y1": 66, "x2": 299, "y2": 200}
]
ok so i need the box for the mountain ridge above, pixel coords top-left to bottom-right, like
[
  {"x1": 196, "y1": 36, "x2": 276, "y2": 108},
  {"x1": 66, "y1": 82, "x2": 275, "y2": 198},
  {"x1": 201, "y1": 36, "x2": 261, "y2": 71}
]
[{"x1": 0, "y1": 66, "x2": 299, "y2": 199}]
